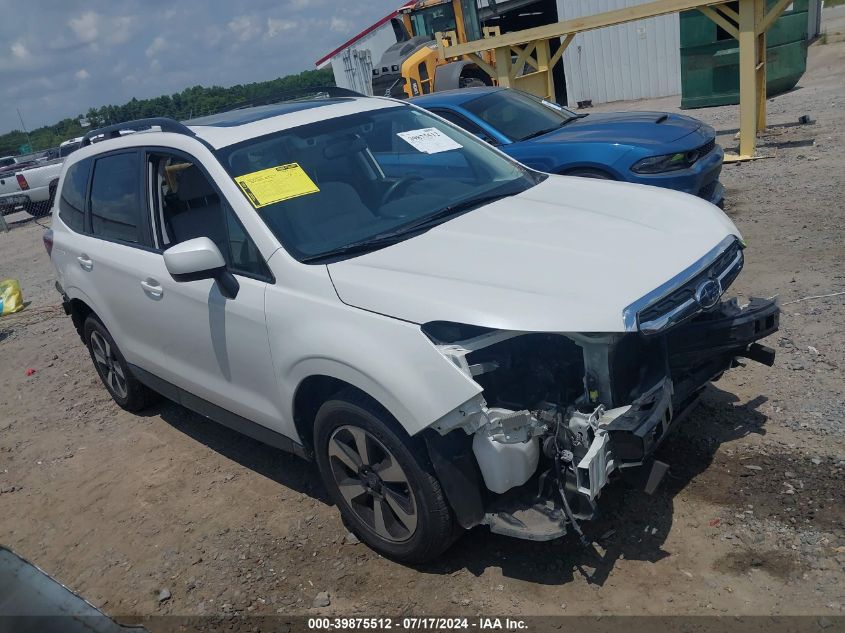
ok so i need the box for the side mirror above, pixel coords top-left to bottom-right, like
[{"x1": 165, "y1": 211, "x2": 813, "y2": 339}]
[{"x1": 163, "y1": 237, "x2": 239, "y2": 299}]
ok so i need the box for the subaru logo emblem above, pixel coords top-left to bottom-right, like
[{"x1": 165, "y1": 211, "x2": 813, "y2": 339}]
[{"x1": 695, "y1": 279, "x2": 721, "y2": 309}]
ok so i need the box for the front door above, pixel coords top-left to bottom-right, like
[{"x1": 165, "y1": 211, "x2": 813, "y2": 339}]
[{"x1": 130, "y1": 149, "x2": 285, "y2": 431}]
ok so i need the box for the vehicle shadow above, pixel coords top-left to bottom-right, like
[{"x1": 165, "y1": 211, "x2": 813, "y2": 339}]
[
  {"x1": 149, "y1": 398, "x2": 332, "y2": 504},
  {"x1": 413, "y1": 383, "x2": 769, "y2": 585}
]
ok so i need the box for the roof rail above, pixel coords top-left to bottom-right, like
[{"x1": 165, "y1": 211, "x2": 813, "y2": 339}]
[
  {"x1": 224, "y1": 86, "x2": 364, "y2": 112},
  {"x1": 80, "y1": 117, "x2": 197, "y2": 147}
]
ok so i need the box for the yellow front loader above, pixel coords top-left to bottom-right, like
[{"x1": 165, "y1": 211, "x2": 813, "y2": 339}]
[{"x1": 371, "y1": 0, "x2": 495, "y2": 98}]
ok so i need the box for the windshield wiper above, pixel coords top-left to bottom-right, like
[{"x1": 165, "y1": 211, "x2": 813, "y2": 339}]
[
  {"x1": 383, "y1": 189, "x2": 523, "y2": 237},
  {"x1": 300, "y1": 234, "x2": 409, "y2": 263},
  {"x1": 518, "y1": 118, "x2": 578, "y2": 142},
  {"x1": 301, "y1": 189, "x2": 523, "y2": 263}
]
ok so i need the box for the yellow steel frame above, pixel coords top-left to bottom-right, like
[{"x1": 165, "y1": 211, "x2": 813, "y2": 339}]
[{"x1": 436, "y1": 0, "x2": 797, "y2": 162}]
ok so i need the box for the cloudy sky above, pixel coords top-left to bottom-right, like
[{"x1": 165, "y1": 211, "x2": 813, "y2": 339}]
[{"x1": 0, "y1": 0, "x2": 401, "y2": 134}]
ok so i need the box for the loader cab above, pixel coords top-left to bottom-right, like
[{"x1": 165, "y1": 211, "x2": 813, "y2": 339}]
[
  {"x1": 372, "y1": 0, "x2": 488, "y2": 99},
  {"x1": 400, "y1": 0, "x2": 481, "y2": 44},
  {"x1": 406, "y1": 2, "x2": 459, "y2": 40}
]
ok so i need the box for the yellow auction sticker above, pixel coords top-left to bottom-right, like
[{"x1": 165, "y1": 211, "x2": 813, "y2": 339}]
[{"x1": 234, "y1": 163, "x2": 319, "y2": 208}]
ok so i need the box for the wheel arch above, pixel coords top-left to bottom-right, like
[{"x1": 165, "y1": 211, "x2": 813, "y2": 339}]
[
  {"x1": 557, "y1": 163, "x2": 620, "y2": 179},
  {"x1": 293, "y1": 375, "x2": 367, "y2": 453},
  {"x1": 66, "y1": 296, "x2": 96, "y2": 340},
  {"x1": 433, "y1": 60, "x2": 493, "y2": 92},
  {"x1": 290, "y1": 369, "x2": 416, "y2": 455}
]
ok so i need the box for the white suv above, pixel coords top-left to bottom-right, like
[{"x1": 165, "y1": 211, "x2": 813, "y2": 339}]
[{"x1": 45, "y1": 89, "x2": 779, "y2": 562}]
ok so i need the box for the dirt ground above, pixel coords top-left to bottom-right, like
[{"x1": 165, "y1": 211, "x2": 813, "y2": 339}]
[{"x1": 1, "y1": 32, "x2": 844, "y2": 626}]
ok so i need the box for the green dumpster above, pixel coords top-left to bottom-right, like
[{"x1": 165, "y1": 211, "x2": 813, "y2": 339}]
[{"x1": 680, "y1": 0, "x2": 809, "y2": 109}]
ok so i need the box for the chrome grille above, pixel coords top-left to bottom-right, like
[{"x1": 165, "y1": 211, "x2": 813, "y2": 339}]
[
  {"x1": 698, "y1": 138, "x2": 716, "y2": 156},
  {"x1": 631, "y1": 238, "x2": 744, "y2": 336}
]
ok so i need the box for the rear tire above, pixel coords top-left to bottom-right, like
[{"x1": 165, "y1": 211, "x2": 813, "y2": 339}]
[
  {"x1": 83, "y1": 316, "x2": 158, "y2": 412},
  {"x1": 459, "y1": 77, "x2": 487, "y2": 89},
  {"x1": 314, "y1": 391, "x2": 457, "y2": 563}
]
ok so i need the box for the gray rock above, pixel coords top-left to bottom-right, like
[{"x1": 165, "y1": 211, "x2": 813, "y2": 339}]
[
  {"x1": 344, "y1": 532, "x2": 359, "y2": 545},
  {"x1": 157, "y1": 588, "x2": 171, "y2": 603},
  {"x1": 312, "y1": 592, "x2": 331, "y2": 608},
  {"x1": 811, "y1": 457, "x2": 822, "y2": 465}
]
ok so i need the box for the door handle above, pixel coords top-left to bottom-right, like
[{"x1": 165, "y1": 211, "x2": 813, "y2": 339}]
[
  {"x1": 140, "y1": 278, "x2": 163, "y2": 299},
  {"x1": 77, "y1": 254, "x2": 93, "y2": 271}
]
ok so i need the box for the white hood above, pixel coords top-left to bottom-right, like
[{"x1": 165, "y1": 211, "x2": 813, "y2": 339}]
[{"x1": 327, "y1": 176, "x2": 741, "y2": 332}]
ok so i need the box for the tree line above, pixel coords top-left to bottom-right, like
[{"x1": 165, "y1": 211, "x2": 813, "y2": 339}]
[{"x1": 0, "y1": 68, "x2": 335, "y2": 156}]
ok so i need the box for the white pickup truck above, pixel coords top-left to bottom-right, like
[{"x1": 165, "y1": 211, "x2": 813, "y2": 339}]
[
  {"x1": 0, "y1": 171, "x2": 30, "y2": 216},
  {"x1": 0, "y1": 158, "x2": 63, "y2": 217}
]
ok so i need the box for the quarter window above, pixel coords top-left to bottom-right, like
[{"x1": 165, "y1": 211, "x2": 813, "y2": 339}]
[
  {"x1": 90, "y1": 153, "x2": 144, "y2": 244},
  {"x1": 58, "y1": 157, "x2": 92, "y2": 233}
]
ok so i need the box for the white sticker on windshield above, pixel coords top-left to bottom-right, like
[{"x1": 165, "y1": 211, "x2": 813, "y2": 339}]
[
  {"x1": 541, "y1": 99, "x2": 564, "y2": 112},
  {"x1": 397, "y1": 128, "x2": 463, "y2": 154}
]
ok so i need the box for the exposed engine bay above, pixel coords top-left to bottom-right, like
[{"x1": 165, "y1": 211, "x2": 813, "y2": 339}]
[{"x1": 422, "y1": 296, "x2": 780, "y2": 541}]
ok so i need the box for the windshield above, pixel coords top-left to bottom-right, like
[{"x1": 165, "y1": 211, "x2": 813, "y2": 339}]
[
  {"x1": 410, "y1": 4, "x2": 457, "y2": 39},
  {"x1": 463, "y1": 90, "x2": 580, "y2": 142},
  {"x1": 216, "y1": 104, "x2": 539, "y2": 262}
]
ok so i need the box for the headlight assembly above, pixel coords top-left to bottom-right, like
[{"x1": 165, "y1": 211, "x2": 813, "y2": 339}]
[{"x1": 631, "y1": 150, "x2": 699, "y2": 174}]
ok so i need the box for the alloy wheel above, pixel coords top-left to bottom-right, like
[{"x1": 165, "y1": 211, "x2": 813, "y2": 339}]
[
  {"x1": 90, "y1": 331, "x2": 128, "y2": 399},
  {"x1": 327, "y1": 425, "x2": 418, "y2": 543}
]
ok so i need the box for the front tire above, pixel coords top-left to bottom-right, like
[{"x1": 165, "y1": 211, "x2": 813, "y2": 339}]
[
  {"x1": 314, "y1": 392, "x2": 456, "y2": 563},
  {"x1": 84, "y1": 316, "x2": 158, "y2": 412}
]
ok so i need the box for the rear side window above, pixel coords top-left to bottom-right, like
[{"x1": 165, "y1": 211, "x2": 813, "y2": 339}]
[
  {"x1": 90, "y1": 153, "x2": 144, "y2": 244},
  {"x1": 58, "y1": 157, "x2": 92, "y2": 233}
]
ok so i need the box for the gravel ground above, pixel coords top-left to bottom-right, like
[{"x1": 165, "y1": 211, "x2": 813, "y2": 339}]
[{"x1": 0, "y1": 32, "x2": 843, "y2": 627}]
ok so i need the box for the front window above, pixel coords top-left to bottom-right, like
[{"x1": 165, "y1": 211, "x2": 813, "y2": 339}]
[
  {"x1": 410, "y1": 4, "x2": 457, "y2": 39},
  {"x1": 216, "y1": 104, "x2": 539, "y2": 262},
  {"x1": 463, "y1": 90, "x2": 580, "y2": 142}
]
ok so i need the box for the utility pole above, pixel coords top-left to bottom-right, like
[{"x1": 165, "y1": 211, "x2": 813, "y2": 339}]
[{"x1": 16, "y1": 107, "x2": 33, "y2": 153}]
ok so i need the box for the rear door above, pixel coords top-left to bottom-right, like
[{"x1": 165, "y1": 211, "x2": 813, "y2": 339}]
[{"x1": 69, "y1": 149, "x2": 168, "y2": 372}]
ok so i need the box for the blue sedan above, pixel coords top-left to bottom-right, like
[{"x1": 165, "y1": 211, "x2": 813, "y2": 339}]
[{"x1": 410, "y1": 87, "x2": 725, "y2": 207}]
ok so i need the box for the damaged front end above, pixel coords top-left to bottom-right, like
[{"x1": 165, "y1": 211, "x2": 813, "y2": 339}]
[{"x1": 422, "y1": 237, "x2": 779, "y2": 541}]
